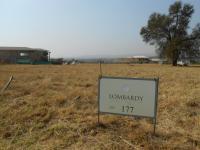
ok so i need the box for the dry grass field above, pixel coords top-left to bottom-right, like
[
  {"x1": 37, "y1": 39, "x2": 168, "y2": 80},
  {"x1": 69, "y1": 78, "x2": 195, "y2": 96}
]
[{"x1": 0, "y1": 64, "x2": 199, "y2": 149}]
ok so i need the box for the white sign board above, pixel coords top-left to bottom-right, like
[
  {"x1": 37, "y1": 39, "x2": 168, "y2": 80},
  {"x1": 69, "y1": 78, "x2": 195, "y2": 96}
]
[{"x1": 98, "y1": 76, "x2": 158, "y2": 118}]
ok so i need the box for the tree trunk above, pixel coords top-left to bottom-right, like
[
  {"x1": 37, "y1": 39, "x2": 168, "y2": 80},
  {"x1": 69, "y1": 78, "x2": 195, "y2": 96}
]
[
  {"x1": 172, "y1": 58, "x2": 177, "y2": 66},
  {"x1": 172, "y1": 50, "x2": 178, "y2": 66}
]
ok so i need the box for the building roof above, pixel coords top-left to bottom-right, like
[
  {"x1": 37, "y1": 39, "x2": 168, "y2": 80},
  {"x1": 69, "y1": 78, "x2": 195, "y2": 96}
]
[
  {"x1": 150, "y1": 58, "x2": 161, "y2": 61},
  {"x1": 151, "y1": 58, "x2": 163, "y2": 61},
  {"x1": 0, "y1": 47, "x2": 49, "y2": 52},
  {"x1": 127, "y1": 56, "x2": 149, "y2": 59}
]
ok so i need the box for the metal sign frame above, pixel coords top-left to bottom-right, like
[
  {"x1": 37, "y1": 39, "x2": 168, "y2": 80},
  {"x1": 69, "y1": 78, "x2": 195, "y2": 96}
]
[{"x1": 98, "y1": 76, "x2": 159, "y2": 134}]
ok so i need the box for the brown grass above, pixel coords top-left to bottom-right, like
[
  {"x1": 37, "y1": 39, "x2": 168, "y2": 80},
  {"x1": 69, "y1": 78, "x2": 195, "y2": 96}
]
[{"x1": 0, "y1": 64, "x2": 199, "y2": 149}]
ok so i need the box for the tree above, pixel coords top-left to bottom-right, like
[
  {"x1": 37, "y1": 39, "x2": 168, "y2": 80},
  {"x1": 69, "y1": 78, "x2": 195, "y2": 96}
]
[{"x1": 140, "y1": 1, "x2": 200, "y2": 66}]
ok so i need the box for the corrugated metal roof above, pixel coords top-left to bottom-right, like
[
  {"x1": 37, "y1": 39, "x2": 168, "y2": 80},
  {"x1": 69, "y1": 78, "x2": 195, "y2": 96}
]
[
  {"x1": 127, "y1": 56, "x2": 149, "y2": 59},
  {"x1": 0, "y1": 47, "x2": 49, "y2": 51}
]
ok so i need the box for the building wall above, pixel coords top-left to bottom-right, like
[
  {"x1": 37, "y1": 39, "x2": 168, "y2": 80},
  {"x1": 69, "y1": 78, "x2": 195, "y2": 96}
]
[
  {"x1": 0, "y1": 51, "x2": 18, "y2": 63},
  {"x1": 0, "y1": 50, "x2": 48, "y2": 63}
]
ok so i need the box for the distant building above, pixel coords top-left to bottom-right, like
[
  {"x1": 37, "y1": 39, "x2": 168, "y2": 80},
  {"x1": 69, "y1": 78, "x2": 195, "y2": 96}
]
[
  {"x1": 150, "y1": 58, "x2": 168, "y2": 64},
  {"x1": 0, "y1": 47, "x2": 50, "y2": 64},
  {"x1": 127, "y1": 56, "x2": 150, "y2": 64}
]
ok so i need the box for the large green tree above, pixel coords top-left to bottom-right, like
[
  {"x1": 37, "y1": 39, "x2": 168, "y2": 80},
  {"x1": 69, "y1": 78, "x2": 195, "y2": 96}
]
[{"x1": 140, "y1": 1, "x2": 200, "y2": 66}]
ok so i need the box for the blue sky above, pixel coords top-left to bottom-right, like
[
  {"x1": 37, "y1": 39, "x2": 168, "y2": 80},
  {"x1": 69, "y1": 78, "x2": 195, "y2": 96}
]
[{"x1": 0, "y1": 0, "x2": 200, "y2": 58}]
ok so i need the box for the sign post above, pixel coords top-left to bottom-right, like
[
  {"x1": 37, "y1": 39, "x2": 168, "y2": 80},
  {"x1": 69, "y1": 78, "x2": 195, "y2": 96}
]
[{"x1": 98, "y1": 76, "x2": 159, "y2": 134}]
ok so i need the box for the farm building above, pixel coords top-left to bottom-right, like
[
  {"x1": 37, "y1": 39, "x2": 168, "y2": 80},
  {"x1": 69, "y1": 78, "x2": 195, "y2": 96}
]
[
  {"x1": 150, "y1": 58, "x2": 168, "y2": 64},
  {"x1": 121, "y1": 56, "x2": 150, "y2": 64},
  {"x1": 0, "y1": 47, "x2": 50, "y2": 64}
]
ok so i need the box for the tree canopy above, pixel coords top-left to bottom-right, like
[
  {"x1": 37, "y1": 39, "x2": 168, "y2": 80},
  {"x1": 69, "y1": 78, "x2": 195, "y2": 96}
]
[{"x1": 140, "y1": 1, "x2": 200, "y2": 65}]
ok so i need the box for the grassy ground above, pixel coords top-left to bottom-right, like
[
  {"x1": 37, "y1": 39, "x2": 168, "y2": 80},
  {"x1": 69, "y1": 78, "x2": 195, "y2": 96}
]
[{"x1": 0, "y1": 64, "x2": 199, "y2": 149}]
